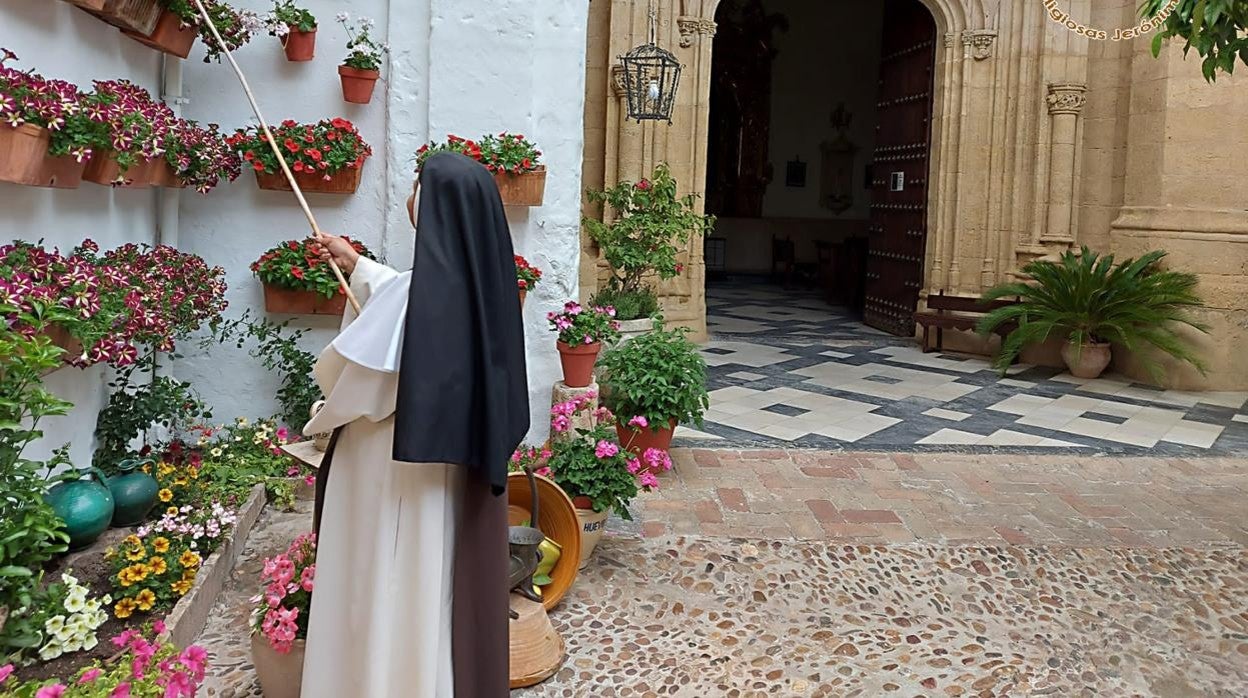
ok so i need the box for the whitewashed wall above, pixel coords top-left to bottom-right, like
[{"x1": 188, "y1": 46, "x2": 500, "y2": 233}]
[
  {"x1": 4, "y1": 0, "x2": 589, "y2": 458},
  {"x1": 1, "y1": 3, "x2": 164, "y2": 466}
]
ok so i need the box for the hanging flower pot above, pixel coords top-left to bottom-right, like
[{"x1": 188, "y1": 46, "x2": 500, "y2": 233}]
[
  {"x1": 282, "y1": 27, "x2": 317, "y2": 61},
  {"x1": 338, "y1": 65, "x2": 379, "y2": 104},
  {"x1": 83, "y1": 152, "x2": 159, "y2": 187},
  {"x1": 519, "y1": 290, "x2": 527, "y2": 307},
  {"x1": 0, "y1": 124, "x2": 85, "y2": 189},
  {"x1": 251, "y1": 635, "x2": 305, "y2": 698},
  {"x1": 66, "y1": 0, "x2": 163, "y2": 35},
  {"x1": 615, "y1": 418, "x2": 678, "y2": 459},
  {"x1": 235, "y1": 118, "x2": 371, "y2": 195},
  {"x1": 571, "y1": 497, "x2": 608, "y2": 570},
  {"x1": 494, "y1": 167, "x2": 546, "y2": 207},
  {"x1": 42, "y1": 324, "x2": 83, "y2": 375},
  {"x1": 44, "y1": 469, "x2": 115, "y2": 550},
  {"x1": 123, "y1": 10, "x2": 197, "y2": 59},
  {"x1": 515, "y1": 255, "x2": 542, "y2": 306},
  {"x1": 151, "y1": 159, "x2": 186, "y2": 188},
  {"x1": 263, "y1": 284, "x2": 347, "y2": 316},
  {"x1": 254, "y1": 165, "x2": 364, "y2": 195},
  {"x1": 556, "y1": 341, "x2": 601, "y2": 389}
]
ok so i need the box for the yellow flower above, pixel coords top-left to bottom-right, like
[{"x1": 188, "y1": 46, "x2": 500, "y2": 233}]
[
  {"x1": 123, "y1": 534, "x2": 141, "y2": 547},
  {"x1": 135, "y1": 589, "x2": 157, "y2": 612},
  {"x1": 114, "y1": 598, "x2": 137, "y2": 619},
  {"x1": 141, "y1": 463, "x2": 151, "y2": 474},
  {"x1": 125, "y1": 545, "x2": 147, "y2": 562},
  {"x1": 158, "y1": 462, "x2": 175, "y2": 477},
  {"x1": 166, "y1": 506, "x2": 179, "y2": 517},
  {"x1": 173, "y1": 477, "x2": 188, "y2": 487},
  {"x1": 180, "y1": 551, "x2": 201, "y2": 568},
  {"x1": 148, "y1": 557, "x2": 168, "y2": 575},
  {"x1": 171, "y1": 579, "x2": 193, "y2": 596},
  {"x1": 152, "y1": 537, "x2": 171, "y2": 554},
  {"x1": 158, "y1": 488, "x2": 173, "y2": 503},
  {"x1": 104, "y1": 547, "x2": 117, "y2": 561},
  {"x1": 182, "y1": 568, "x2": 197, "y2": 582},
  {"x1": 189, "y1": 468, "x2": 199, "y2": 480}
]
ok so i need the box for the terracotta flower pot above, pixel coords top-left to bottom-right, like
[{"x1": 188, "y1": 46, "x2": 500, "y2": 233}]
[
  {"x1": 70, "y1": 0, "x2": 163, "y2": 35},
  {"x1": 1061, "y1": 341, "x2": 1112, "y2": 379},
  {"x1": 254, "y1": 164, "x2": 364, "y2": 195},
  {"x1": 519, "y1": 290, "x2": 527, "y2": 307},
  {"x1": 338, "y1": 65, "x2": 379, "y2": 104},
  {"x1": 263, "y1": 284, "x2": 347, "y2": 316},
  {"x1": 83, "y1": 152, "x2": 158, "y2": 187},
  {"x1": 123, "y1": 10, "x2": 197, "y2": 59},
  {"x1": 251, "y1": 634, "x2": 304, "y2": 698},
  {"x1": 282, "y1": 27, "x2": 317, "y2": 61},
  {"x1": 151, "y1": 160, "x2": 185, "y2": 188},
  {"x1": 0, "y1": 124, "x2": 85, "y2": 188},
  {"x1": 556, "y1": 341, "x2": 601, "y2": 388},
  {"x1": 615, "y1": 418, "x2": 677, "y2": 460},
  {"x1": 43, "y1": 325, "x2": 83, "y2": 374},
  {"x1": 572, "y1": 498, "x2": 608, "y2": 570},
  {"x1": 493, "y1": 168, "x2": 546, "y2": 207}
]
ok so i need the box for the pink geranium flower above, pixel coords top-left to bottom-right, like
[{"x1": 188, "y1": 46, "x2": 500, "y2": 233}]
[
  {"x1": 35, "y1": 685, "x2": 66, "y2": 698},
  {"x1": 628, "y1": 415, "x2": 648, "y2": 429},
  {"x1": 594, "y1": 440, "x2": 619, "y2": 459}
]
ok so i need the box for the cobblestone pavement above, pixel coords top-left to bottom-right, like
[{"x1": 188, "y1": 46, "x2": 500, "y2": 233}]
[{"x1": 195, "y1": 451, "x2": 1248, "y2": 697}]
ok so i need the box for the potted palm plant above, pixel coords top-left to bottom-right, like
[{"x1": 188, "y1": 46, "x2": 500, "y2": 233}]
[
  {"x1": 583, "y1": 163, "x2": 714, "y2": 341},
  {"x1": 598, "y1": 324, "x2": 709, "y2": 458},
  {"x1": 977, "y1": 246, "x2": 1207, "y2": 380}
]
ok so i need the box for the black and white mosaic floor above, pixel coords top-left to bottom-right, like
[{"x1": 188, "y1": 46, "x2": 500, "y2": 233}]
[{"x1": 674, "y1": 282, "x2": 1248, "y2": 455}]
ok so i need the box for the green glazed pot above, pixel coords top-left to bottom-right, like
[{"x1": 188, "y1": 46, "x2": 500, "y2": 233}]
[
  {"x1": 108, "y1": 459, "x2": 159, "y2": 527},
  {"x1": 44, "y1": 469, "x2": 115, "y2": 550}
]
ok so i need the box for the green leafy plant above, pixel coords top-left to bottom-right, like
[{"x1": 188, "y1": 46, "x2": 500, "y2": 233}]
[
  {"x1": 93, "y1": 365, "x2": 212, "y2": 472},
  {"x1": 161, "y1": 0, "x2": 262, "y2": 63},
  {"x1": 976, "y1": 246, "x2": 1208, "y2": 379},
  {"x1": 266, "y1": 0, "x2": 316, "y2": 33},
  {"x1": 543, "y1": 395, "x2": 644, "y2": 518},
  {"x1": 547, "y1": 301, "x2": 621, "y2": 347},
  {"x1": 337, "y1": 13, "x2": 388, "y2": 71},
  {"x1": 598, "y1": 324, "x2": 709, "y2": 428},
  {"x1": 251, "y1": 238, "x2": 374, "y2": 300},
  {"x1": 231, "y1": 118, "x2": 372, "y2": 179},
  {"x1": 583, "y1": 163, "x2": 714, "y2": 312},
  {"x1": 415, "y1": 132, "x2": 543, "y2": 175},
  {"x1": 589, "y1": 284, "x2": 660, "y2": 323},
  {"x1": 0, "y1": 306, "x2": 73, "y2": 660},
  {"x1": 1142, "y1": 0, "x2": 1248, "y2": 81},
  {"x1": 209, "y1": 311, "x2": 321, "y2": 431}
]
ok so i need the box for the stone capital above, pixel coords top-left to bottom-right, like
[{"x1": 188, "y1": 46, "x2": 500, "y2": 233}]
[
  {"x1": 677, "y1": 16, "x2": 717, "y2": 47},
  {"x1": 1046, "y1": 82, "x2": 1087, "y2": 115},
  {"x1": 961, "y1": 29, "x2": 997, "y2": 60},
  {"x1": 610, "y1": 65, "x2": 628, "y2": 98}
]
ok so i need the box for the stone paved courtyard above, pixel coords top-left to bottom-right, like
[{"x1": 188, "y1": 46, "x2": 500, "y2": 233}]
[{"x1": 196, "y1": 450, "x2": 1248, "y2": 697}]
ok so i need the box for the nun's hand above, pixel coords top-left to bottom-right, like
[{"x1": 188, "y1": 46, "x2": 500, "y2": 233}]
[{"x1": 310, "y1": 232, "x2": 361, "y2": 275}]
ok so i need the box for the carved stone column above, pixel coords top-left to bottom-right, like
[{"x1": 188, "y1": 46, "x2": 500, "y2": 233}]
[{"x1": 1041, "y1": 82, "x2": 1087, "y2": 249}]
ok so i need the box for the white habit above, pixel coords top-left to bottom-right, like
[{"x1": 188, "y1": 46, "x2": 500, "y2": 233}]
[{"x1": 300, "y1": 257, "x2": 461, "y2": 698}]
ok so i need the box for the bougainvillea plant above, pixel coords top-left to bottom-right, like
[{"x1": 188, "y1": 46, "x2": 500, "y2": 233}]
[
  {"x1": 164, "y1": 119, "x2": 242, "y2": 192},
  {"x1": 229, "y1": 118, "x2": 372, "y2": 180},
  {"x1": 252, "y1": 237, "x2": 374, "y2": 298},
  {"x1": 515, "y1": 255, "x2": 542, "y2": 292},
  {"x1": 161, "y1": 0, "x2": 263, "y2": 63},
  {"x1": 337, "y1": 13, "x2": 388, "y2": 71},
  {"x1": 250, "y1": 532, "x2": 316, "y2": 654},
  {"x1": 0, "y1": 49, "x2": 110, "y2": 163},
  {"x1": 547, "y1": 301, "x2": 621, "y2": 347},
  {"x1": 415, "y1": 132, "x2": 543, "y2": 175},
  {"x1": 266, "y1": 0, "x2": 317, "y2": 35}
]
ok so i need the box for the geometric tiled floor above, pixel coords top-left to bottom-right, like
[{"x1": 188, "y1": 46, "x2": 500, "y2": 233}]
[{"x1": 678, "y1": 283, "x2": 1248, "y2": 455}]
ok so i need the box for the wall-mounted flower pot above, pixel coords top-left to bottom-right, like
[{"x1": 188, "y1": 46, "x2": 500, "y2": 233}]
[
  {"x1": 254, "y1": 164, "x2": 364, "y2": 195},
  {"x1": 152, "y1": 160, "x2": 186, "y2": 188},
  {"x1": 63, "y1": 0, "x2": 162, "y2": 35},
  {"x1": 42, "y1": 325, "x2": 83, "y2": 374},
  {"x1": 494, "y1": 167, "x2": 546, "y2": 207},
  {"x1": 123, "y1": 10, "x2": 197, "y2": 59},
  {"x1": 338, "y1": 65, "x2": 379, "y2": 104},
  {"x1": 0, "y1": 124, "x2": 85, "y2": 189},
  {"x1": 83, "y1": 152, "x2": 158, "y2": 187},
  {"x1": 282, "y1": 28, "x2": 317, "y2": 61},
  {"x1": 519, "y1": 290, "x2": 527, "y2": 307},
  {"x1": 263, "y1": 284, "x2": 347, "y2": 316}
]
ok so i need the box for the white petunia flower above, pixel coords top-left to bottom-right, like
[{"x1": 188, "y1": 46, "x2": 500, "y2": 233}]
[{"x1": 38, "y1": 640, "x2": 63, "y2": 661}]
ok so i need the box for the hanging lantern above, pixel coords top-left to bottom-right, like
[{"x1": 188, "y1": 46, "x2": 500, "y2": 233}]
[{"x1": 618, "y1": 3, "x2": 682, "y2": 123}]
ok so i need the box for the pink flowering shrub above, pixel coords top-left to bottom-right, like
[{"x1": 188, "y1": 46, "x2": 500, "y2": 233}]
[
  {"x1": 250, "y1": 533, "x2": 316, "y2": 654},
  {"x1": 547, "y1": 301, "x2": 621, "y2": 347},
  {"x1": 0, "y1": 623, "x2": 209, "y2": 697}
]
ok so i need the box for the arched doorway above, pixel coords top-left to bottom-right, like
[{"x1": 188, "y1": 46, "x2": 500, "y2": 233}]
[{"x1": 702, "y1": 0, "x2": 938, "y2": 338}]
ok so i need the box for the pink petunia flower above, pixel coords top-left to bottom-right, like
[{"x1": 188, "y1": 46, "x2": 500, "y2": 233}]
[
  {"x1": 35, "y1": 685, "x2": 67, "y2": 698},
  {"x1": 79, "y1": 668, "x2": 103, "y2": 684},
  {"x1": 0, "y1": 665, "x2": 12, "y2": 684},
  {"x1": 110, "y1": 683, "x2": 132, "y2": 698}
]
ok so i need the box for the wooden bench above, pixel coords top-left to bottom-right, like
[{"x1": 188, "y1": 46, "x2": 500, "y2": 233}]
[{"x1": 913, "y1": 290, "x2": 1019, "y2": 353}]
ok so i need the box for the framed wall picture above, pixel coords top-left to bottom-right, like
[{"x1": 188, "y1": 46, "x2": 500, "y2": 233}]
[{"x1": 785, "y1": 157, "x2": 806, "y2": 188}]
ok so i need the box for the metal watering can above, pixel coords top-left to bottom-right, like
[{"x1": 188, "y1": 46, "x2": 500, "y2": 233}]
[{"x1": 507, "y1": 464, "x2": 545, "y2": 618}]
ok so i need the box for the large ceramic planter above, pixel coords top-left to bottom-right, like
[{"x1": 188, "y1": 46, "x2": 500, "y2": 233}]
[
  {"x1": 615, "y1": 418, "x2": 677, "y2": 460},
  {"x1": 251, "y1": 634, "x2": 304, "y2": 698},
  {"x1": 124, "y1": 10, "x2": 197, "y2": 59},
  {"x1": 107, "y1": 461, "x2": 159, "y2": 527},
  {"x1": 263, "y1": 284, "x2": 347, "y2": 316},
  {"x1": 1061, "y1": 341, "x2": 1112, "y2": 379},
  {"x1": 65, "y1": 0, "x2": 162, "y2": 34},
  {"x1": 556, "y1": 341, "x2": 601, "y2": 388},
  {"x1": 281, "y1": 28, "x2": 317, "y2": 61},
  {"x1": 254, "y1": 164, "x2": 364, "y2": 195},
  {"x1": 572, "y1": 498, "x2": 608, "y2": 570},
  {"x1": 0, "y1": 124, "x2": 86, "y2": 188},
  {"x1": 44, "y1": 471, "x2": 115, "y2": 550},
  {"x1": 614, "y1": 317, "x2": 660, "y2": 345},
  {"x1": 494, "y1": 168, "x2": 546, "y2": 207},
  {"x1": 83, "y1": 152, "x2": 157, "y2": 187},
  {"x1": 338, "y1": 65, "x2": 379, "y2": 104}
]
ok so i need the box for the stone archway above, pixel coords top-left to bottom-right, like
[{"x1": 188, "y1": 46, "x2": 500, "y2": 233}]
[{"x1": 580, "y1": 0, "x2": 1087, "y2": 343}]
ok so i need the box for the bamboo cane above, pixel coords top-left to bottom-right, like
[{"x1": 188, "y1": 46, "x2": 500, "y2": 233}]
[{"x1": 189, "y1": 0, "x2": 362, "y2": 315}]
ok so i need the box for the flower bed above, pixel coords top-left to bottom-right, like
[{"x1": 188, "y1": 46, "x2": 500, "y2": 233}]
[
  {"x1": 252, "y1": 238, "x2": 374, "y2": 315},
  {"x1": 231, "y1": 118, "x2": 371, "y2": 195},
  {"x1": 417, "y1": 132, "x2": 546, "y2": 206}
]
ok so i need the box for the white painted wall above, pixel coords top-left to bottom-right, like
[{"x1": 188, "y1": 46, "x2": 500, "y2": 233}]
[{"x1": 4, "y1": 0, "x2": 588, "y2": 458}]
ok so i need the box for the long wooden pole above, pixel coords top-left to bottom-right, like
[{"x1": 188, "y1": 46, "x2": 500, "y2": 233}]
[{"x1": 189, "y1": 0, "x2": 362, "y2": 314}]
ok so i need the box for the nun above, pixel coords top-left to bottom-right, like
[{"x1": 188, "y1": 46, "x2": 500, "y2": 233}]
[{"x1": 300, "y1": 152, "x2": 528, "y2": 697}]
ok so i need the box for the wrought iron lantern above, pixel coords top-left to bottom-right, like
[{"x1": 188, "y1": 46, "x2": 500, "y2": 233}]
[{"x1": 618, "y1": 4, "x2": 682, "y2": 123}]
